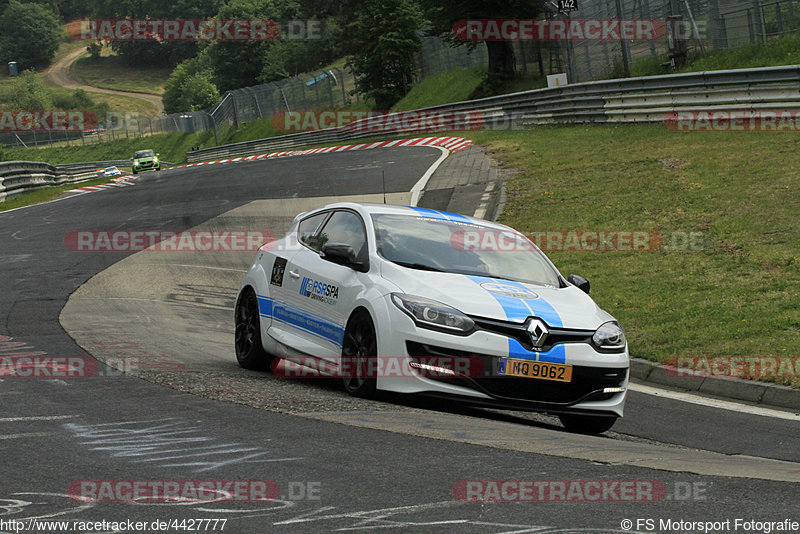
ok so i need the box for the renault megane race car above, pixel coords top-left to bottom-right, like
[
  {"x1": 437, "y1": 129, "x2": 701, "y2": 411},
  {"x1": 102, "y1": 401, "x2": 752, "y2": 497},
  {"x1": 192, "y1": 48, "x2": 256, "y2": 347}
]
[
  {"x1": 234, "y1": 203, "x2": 629, "y2": 433},
  {"x1": 101, "y1": 166, "x2": 123, "y2": 177}
]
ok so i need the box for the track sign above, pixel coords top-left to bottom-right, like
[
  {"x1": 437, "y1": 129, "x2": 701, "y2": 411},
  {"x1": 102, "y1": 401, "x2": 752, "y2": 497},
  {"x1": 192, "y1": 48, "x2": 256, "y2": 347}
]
[{"x1": 558, "y1": 0, "x2": 578, "y2": 11}]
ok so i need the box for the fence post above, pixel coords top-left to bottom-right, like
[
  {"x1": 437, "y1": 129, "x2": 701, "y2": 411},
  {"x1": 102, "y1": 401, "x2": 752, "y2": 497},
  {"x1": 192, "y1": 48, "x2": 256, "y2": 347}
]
[
  {"x1": 613, "y1": 0, "x2": 630, "y2": 76},
  {"x1": 333, "y1": 67, "x2": 346, "y2": 106},
  {"x1": 708, "y1": 0, "x2": 727, "y2": 48},
  {"x1": 752, "y1": 0, "x2": 765, "y2": 42}
]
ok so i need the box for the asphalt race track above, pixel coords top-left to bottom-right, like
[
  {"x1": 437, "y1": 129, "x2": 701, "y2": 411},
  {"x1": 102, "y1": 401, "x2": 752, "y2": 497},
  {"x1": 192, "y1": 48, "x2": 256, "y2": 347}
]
[{"x1": 1, "y1": 147, "x2": 799, "y2": 534}]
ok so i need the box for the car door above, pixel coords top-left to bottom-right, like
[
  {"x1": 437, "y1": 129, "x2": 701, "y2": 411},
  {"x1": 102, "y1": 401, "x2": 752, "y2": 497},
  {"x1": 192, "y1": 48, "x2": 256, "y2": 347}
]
[
  {"x1": 267, "y1": 211, "x2": 328, "y2": 348},
  {"x1": 278, "y1": 209, "x2": 370, "y2": 363}
]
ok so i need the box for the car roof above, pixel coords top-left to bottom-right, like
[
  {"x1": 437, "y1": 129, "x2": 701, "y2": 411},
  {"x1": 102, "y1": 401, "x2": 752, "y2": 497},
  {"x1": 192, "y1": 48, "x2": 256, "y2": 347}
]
[{"x1": 307, "y1": 202, "x2": 511, "y2": 230}]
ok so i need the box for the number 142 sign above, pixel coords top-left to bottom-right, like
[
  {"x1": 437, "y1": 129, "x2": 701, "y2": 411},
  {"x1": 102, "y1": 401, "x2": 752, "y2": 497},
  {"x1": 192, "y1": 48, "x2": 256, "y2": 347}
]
[{"x1": 558, "y1": 0, "x2": 578, "y2": 11}]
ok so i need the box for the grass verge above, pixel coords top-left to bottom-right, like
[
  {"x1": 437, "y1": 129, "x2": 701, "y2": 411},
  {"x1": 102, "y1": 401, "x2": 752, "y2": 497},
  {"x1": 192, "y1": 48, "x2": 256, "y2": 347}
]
[
  {"x1": 72, "y1": 54, "x2": 170, "y2": 95},
  {"x1": 0, "y1": 175, "x2": 116, "y2": 212},
  {"x1": 465, "y1": 124, "x2": 800, "y2": 386},
  {"x1": 631, "y1": 33, "x2": 800, "y2": 76},
  {"x1": 2, "y1": 130, "x2": 216, "y2": 165},
  {"x1": 393, "y1": 67, "x2": 485, "y2": 111}
]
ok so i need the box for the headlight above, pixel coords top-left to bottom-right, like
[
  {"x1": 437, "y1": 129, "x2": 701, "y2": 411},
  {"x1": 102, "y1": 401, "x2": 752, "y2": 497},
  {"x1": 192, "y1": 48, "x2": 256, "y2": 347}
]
[
  {"x1": 592, "y1": 321, "x2": 626, "y2": 351},
  {"x1": 391, "y1": 293, "x2": 474, "y2": 333}
]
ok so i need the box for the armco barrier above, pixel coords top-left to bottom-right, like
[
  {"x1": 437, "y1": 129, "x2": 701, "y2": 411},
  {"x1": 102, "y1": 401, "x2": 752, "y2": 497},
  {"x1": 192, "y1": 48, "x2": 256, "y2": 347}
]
[
  {"x1": 0, "y1": 161, "x2": 97, "y2": 202},
  {"x1": 185, "y1": 65, "x2": 800, "y2": 163}
]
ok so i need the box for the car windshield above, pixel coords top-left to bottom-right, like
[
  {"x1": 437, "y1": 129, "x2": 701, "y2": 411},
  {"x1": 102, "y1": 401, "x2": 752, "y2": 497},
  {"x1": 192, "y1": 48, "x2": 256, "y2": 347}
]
[
  {"x1": 372, "y1": 213, "x2": 562, "y2": 287},
  {"x1": 105, "y1": 167, "x2": 117, "y2": 172},
  {"x1": 134, "y1": 150, "x2": 154, "y2": 158}
]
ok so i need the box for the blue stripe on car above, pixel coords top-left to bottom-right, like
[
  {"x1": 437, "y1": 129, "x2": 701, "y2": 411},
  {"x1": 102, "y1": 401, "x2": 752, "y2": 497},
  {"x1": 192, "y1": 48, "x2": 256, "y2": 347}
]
[
  {"x1": 508, "y1": 339, "x2": 566, "y2": 364},
  {"x1": 257, "y1": 294, "x2": 343, "y2": 346},
  {"x1": 467, "y1": 276, "x2": 566, "y2": 364},
  {"x1": 409, "y1": 206, "x2": 448, "y2": 220},
  {"x1": 408, "y1": 206, "x2": 475, "y2": 224}
]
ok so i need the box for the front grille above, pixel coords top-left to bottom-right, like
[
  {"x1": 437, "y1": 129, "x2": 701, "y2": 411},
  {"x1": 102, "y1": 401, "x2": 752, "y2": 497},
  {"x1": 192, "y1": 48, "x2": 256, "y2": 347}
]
[
  {"x1": 406, "y1": 341, "x2": 627, "y2": 405},
  {"x1": 471, "y1": 316, "x2": 593, "y2": 352}
]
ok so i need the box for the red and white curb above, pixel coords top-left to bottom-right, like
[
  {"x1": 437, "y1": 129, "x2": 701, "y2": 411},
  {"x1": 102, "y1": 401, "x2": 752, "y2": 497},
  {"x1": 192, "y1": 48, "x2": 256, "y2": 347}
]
[
  {"x1": 168, "y1": 136, "x2": 474, "y2": 170},
  {"x1": 70, "y1": 176, "x2": 136, "y2": 193}
]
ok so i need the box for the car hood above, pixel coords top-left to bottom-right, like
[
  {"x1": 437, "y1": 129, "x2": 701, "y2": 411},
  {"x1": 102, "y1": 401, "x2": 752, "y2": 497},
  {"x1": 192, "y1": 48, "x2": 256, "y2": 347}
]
[
  {"x1": 380, "y1": 261, "x2": 615, "y2": 330},
  {"x1": 134, "y1": 157, "x2": 155, "y2": 162}
]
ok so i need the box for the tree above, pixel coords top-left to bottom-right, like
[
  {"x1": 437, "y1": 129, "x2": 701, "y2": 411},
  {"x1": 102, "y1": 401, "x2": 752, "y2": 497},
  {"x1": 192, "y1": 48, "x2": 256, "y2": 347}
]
[
  {"x1": 86, "y1": 0, "x2": 222, "y2": 67},
  {"x1": 162, "y1": 63, "x2": 220, "y2": 114},
  {"x1": 8, "y1": 69, "x2": 53, "y2": 109},
  {"x1": 0, "y1": 1, "x2": 63, "y2": 68},
  {"x1": 257, "y1": 24, "x2": 341, "y2": 83},
  {"x1": 201, "y1": 0, "x2": 284, "y2": 92},
  {"x1": 421, "y1": 0, "x2": 545, "y2": 84},
  {"x1": 343, "y1": 0, "x2": 424, "y2": 109}
]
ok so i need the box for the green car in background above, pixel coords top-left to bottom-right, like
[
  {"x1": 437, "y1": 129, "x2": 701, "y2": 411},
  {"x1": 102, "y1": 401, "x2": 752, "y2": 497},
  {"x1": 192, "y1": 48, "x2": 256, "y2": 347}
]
[{"x1": 132, "y1": 149, "x2": 160, "y2": 174}]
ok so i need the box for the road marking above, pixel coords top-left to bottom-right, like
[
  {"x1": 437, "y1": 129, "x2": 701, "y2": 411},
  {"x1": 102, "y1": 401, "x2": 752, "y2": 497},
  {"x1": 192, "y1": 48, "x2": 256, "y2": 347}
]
[
  {"x1": 0, "y1": 415, "x2": 77, "y2": 422},
  {"x1": 65, "y1": 418, "x2": 302, "y2": 472},
  {"x1": 410, "y1": 146, "x2": 449, "y2": 206},
  {"x1": 628, "y1": 382, "x2": 800, "y2": 421},
  {"x1": 473, "y1": 181, "x2": 496, "y2": 219}
]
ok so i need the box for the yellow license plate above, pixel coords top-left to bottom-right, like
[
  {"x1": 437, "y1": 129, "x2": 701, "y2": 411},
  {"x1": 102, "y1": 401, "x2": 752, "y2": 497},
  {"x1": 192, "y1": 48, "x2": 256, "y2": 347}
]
[{"x1": 498, "y1": 358, "x2": 573, "y2": 382}]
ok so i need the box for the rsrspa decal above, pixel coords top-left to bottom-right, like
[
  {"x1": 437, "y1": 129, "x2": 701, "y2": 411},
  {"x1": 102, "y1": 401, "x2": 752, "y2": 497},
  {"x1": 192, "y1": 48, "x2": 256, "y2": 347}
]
[{"x1": 299, "y1": 276, "x2": 339, "y2": 305}]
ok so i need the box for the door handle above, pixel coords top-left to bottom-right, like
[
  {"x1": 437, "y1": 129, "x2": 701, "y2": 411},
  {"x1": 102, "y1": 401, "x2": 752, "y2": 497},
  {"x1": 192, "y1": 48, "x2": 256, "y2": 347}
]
[{"x1": 288, "y1": 270, "x2": 300, "y2": 279}]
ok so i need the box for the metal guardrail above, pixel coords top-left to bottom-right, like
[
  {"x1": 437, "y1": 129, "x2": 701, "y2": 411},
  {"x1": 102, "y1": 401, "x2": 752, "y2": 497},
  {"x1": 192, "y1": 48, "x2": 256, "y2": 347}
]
[
  {"x1": 0, "y1": 161, "x2": 97, "y2": 202},
  {"x1": 185, "y1": 65, "x2": 800, "y2": 163}
]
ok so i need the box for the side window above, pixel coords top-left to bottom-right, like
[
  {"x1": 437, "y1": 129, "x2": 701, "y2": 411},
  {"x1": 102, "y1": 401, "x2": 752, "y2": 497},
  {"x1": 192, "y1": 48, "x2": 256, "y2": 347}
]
[
  {"x1": 316, "y1": 211, "x2": 367, "y2": 256},
  {"x1": 297, "y1": 212, "x2": 328, "y2": 251}
]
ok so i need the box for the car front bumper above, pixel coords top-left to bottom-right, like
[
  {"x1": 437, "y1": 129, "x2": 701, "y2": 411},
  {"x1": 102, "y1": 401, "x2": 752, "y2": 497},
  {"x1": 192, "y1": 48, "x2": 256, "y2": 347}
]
[{"x1": 376, "y1": 299, "x2": 629, "y2": 417}]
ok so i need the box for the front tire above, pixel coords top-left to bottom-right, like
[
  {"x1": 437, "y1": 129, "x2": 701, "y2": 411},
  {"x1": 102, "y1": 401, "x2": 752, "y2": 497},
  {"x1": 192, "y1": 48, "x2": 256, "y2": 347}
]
[
  {"x1": 559, "y1": 413, "x2": 618, "y2": 434},
  {"x1": 234, "y1": 289, "x2": 272, "y2": 370},
  {"x1": 341, "y1": 309, "x2": 377, "y2": 398}
]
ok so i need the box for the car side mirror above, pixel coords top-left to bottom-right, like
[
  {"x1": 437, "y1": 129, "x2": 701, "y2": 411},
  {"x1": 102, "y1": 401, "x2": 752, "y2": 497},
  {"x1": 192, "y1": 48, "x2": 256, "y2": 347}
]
[
  {"x1": 321, "y1": 243, "x2": 367, "y2": 272},
  {"x1": 156, "y1": 153, "x2": 160, "y2": 156},
  {"x1": 568, "y1": 274, "x2": 590, "y2": 294}
]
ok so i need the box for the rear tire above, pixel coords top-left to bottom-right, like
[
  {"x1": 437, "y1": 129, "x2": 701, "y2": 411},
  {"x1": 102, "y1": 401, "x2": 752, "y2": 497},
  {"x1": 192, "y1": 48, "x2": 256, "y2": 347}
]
[
  {"x1": 559, "y1": 414, "x2": 618, "y2": 434},
  {"x1": 341, "y1": 309, "x2": 377, "y2": 398},
  {"x1": 234, "y1": 289, "x2": 272, "y2": 370}
]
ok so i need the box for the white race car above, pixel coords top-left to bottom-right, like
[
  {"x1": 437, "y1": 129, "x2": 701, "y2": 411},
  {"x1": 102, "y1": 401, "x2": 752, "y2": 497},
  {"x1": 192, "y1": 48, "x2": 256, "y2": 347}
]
[
  {"x1": 235, "y1": 203, "x2": 629, "y2": 434},
  {"x1": 102, "y1": 166, "x2": 123, "y2": 177}
]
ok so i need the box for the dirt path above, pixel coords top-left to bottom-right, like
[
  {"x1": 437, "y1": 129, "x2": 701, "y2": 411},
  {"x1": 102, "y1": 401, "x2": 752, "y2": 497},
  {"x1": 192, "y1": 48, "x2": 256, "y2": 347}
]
[{"x1": 44, "y1": 47, "x2": 164, "y2": 114}]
